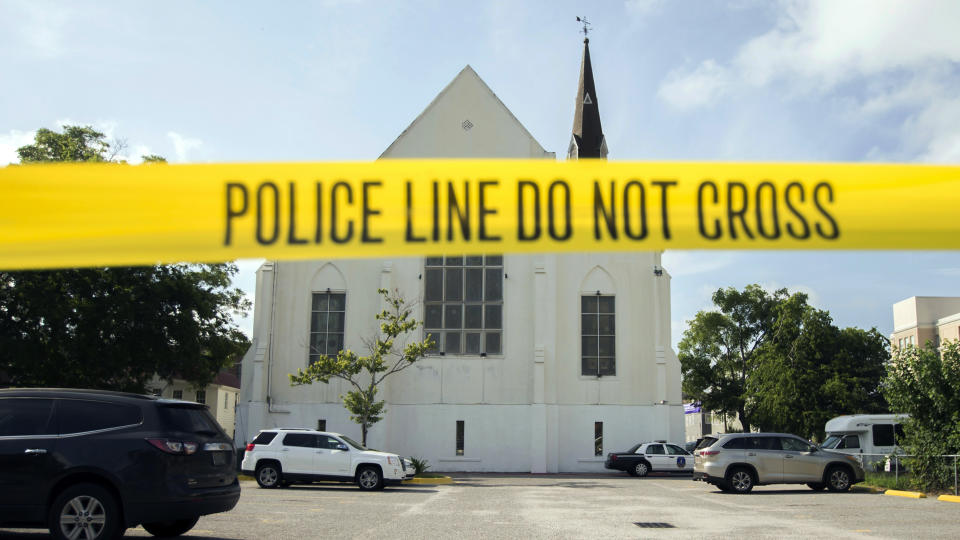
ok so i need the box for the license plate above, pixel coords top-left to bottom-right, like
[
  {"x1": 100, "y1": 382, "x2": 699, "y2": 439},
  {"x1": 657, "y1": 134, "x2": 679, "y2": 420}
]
[{"x1": 211, "y1": 452, "x2": 227, "y2": 466}]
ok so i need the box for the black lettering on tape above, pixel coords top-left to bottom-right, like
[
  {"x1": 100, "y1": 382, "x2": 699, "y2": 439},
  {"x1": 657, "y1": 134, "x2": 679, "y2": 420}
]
[
  {"x1": 697, "y1": 180, "x2": 722, "y2": 240},
  {"x1": 517, "y1": 180, "x2": 541, "y2": 241},
  {"x1": 652, "y1": 179, "x2": 677, "y2": 239},
  {"x1": 447, "y1": 181, "x2": 471, "y2": 241},
  {"x1": 287, "y1": 182, "x2": 308, "y2": 245},
  {"x1": 548, "y1": 180, "x2": 572, "y2": 241},
  {"x1": 755, "y1": 181, "x2": 780, "y2": 240},
  {"x1": 727, "y1": 181, "x2": 754, "y2": 240},
  {"x1": 622, "y1": 180, "x2": 648, "y2": 240},
  {"x1": 478, "y1": 180, "x2": 501, "y2": 241},
  {"x1": 784, "y1": 181, "x2": 810, "y2": 239},
  {"x1": 314, "y1": 182, "x2": 323, "y2": 243},
  {"x1": 256, "y1": 181, "x2": 280, "y2": 245},
  {"x1": 813, "y1": 182, "x2": 839, "y2": 239},
  {"x1": 224, "y1": 182, "x2": 248, "y2": 246},
  {"x1": 362, "y1": 180, "x2": 383, "y2": 244},
  {"x1": 330, "y1": 181, "x2": 354, "y2": 244},
  {"x1": 405, "y1": 181, "x2": 426, "y2": 243},
  {"x1": 594, "y1": 181, "x2": 617, "y2": 240}
]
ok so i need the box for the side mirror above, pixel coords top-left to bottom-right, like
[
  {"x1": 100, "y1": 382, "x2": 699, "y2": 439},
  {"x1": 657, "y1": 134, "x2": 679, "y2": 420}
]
[{"x1": 336, "y1": 443, "x2": 349, "y2": 451}]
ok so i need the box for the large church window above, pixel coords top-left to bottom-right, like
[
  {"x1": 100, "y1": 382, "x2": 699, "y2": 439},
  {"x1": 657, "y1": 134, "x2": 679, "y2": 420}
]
[
  {"x1": 424, "y1": 256, "x2": 503, "y2": 355},
  {"x1": 581, "y1": 294, "x2": 615, "y2": 376},
  {"x1": 309, "y1": 292, "x2": 346, "y2": 365}
]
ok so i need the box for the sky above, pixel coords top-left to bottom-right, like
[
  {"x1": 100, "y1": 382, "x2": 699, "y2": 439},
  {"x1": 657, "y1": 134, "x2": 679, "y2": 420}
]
[{"x1": 2, "y1": 0, "x2": 959, "y2": 347}]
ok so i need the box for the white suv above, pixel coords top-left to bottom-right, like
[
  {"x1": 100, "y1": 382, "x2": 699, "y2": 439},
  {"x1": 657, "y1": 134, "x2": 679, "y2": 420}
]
[{"x1": 240, "y1": 429, "x2": 407, "y2": 490}]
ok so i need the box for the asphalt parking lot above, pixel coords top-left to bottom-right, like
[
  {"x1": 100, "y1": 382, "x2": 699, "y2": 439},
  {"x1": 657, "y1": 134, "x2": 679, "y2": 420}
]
[{"x1": 4, "y1": 474, "x2": 960, "y2": 539}]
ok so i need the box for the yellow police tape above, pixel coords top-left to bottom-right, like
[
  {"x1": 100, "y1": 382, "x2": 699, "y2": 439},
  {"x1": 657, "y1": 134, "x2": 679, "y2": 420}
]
[{"x1": 1, "y1": 160, "x2": 959, "y2": 269}]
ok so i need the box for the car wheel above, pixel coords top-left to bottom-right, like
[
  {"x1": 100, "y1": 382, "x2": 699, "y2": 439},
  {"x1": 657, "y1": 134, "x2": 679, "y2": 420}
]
[
  {"x1": 256, "y1": 462, "x2": 282, "y2": 489},
  {"x1": 826, "y1": 466, "x2": 852, "y2": 492},
  {"x1": 807, "y1": 482, "x2": 827, "y2": 491},
  {"x1": 357, "y1": 465, "x2": 384, "y2": 491},
  {"x1": 142, "y1": 517, "x2": 200, "y2": 537},
  {"x1": 634, "y1": 461, "x2": 650, "y2": 478},
  {"x1": 48, "y1": 483, "x2": 123, "y2": 540},
  {"x1": 726, "y1": 467, "x2": 754, "y2": 494}
]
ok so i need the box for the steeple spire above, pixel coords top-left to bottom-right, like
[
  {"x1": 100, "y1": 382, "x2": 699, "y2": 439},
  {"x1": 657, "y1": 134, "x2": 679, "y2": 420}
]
[{"x1": 568, "y1": 21, "x2": 607, "y2": 160}]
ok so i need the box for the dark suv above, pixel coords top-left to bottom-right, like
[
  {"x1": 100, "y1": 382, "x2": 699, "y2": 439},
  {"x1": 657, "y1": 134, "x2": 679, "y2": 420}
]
[{"x1": 0, "y1": 388, "x2": 240, "y2": 539}]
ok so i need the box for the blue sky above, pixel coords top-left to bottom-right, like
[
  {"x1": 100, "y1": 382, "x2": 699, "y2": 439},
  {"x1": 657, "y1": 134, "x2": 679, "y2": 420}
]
[{"x1": 2, "y1": 0, "x2": 959, "y2": 346}]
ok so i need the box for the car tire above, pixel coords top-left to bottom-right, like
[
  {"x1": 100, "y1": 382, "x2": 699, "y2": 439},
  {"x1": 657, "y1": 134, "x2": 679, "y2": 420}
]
[
  {"x1": 48, "y1": 483, "x2": 124, "y2": 540},
  {"x1": 726, "y1": 467, "x2": 755, "y2": 494},
  {"x1": 142, "y1": 517, "x2": 200, "y2": 537},
  {"x1": 807, "y1": 482, "x2": 827, "y2": 491},
  {"x1": 716, "y1": 482, "x2": 733, "y2": 492},
  {"x1": 256, "y1": 461, "x2": 282, "y2": 489},
  {"x1": 357, "y1": 465, "x2": 384, "y2": 491},
  {"x1": 826, "y1": 466, "x2": 852, "y2": 492},
  {"x1": 633, "y1": 461, "x2": 651, "y2": 478}
]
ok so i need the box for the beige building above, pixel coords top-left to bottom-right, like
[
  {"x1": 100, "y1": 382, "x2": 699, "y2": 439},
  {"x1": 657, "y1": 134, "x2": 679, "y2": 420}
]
[
  {"x1": 891, "y1": 296, "x2": 960, "y2": 350},
  {"x1": 147, "y1": 372, "x2": 241, "y2": 438}
]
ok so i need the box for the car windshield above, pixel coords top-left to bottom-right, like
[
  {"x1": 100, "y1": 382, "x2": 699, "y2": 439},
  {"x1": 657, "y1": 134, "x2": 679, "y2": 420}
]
[
  {"x1": 696, "y1": 437, "x2": 718, "y2": 449},
  {"x1": 340, "y1": 435, "x2": 367, "y2": 450},
  {"x1": 821, "y1": 435, "x2": 842, "y2": 449}
]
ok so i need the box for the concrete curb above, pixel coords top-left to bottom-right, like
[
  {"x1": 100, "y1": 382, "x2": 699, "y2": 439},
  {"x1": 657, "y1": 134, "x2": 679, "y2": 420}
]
[
  {"x1": 404, "y1": 476, "x2": 454, "y2": 485},
  {"x1": 884, "y1": 489, "x2": 926, "y2": 499},
  {"x1": 937, "y1": 494, "x2": 960, "y2": 503}
]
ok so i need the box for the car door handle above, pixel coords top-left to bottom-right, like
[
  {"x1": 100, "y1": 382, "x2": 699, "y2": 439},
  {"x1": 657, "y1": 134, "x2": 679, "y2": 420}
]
[
  {"x1": 24, "y1": 448, "x2": 47, "y2": 455},
  {"x1": 785, "y1": 455, "x2": 794, "y2": 459},
  {"x1": 281, "y1": 448, "x2": 289, "y2": 452},
  {"x1": 747, "y1": 452, "x2": 756, "y2": 456}
]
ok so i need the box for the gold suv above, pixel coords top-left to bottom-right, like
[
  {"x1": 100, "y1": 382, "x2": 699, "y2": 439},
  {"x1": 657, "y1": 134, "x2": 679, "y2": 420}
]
[{"x1": 693, "y1": 433, "x2": 865, "y2": 493}]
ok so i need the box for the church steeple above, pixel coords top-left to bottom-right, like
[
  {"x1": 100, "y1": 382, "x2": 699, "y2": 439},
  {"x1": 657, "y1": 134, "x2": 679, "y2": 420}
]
[{"x1": 568, "y1": 28, "x2": 607, "y2": 160}]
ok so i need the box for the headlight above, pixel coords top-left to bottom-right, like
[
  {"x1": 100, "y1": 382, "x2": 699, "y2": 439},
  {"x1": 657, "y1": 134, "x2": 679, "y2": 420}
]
[{"x1": 387, "y1": 456, "x2": 398, "y2": 465}]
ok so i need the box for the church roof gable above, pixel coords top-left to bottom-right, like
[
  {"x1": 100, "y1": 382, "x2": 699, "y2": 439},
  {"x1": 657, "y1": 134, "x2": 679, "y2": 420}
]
[{"x1": 380, "y1": 65, "x2": 553, "y2": 159}]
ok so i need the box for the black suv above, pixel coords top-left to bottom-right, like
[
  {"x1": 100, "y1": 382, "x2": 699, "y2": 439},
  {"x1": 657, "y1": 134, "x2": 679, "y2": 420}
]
[{"x1": 0, "y1": 388, "x2": 240, "y2": 539}]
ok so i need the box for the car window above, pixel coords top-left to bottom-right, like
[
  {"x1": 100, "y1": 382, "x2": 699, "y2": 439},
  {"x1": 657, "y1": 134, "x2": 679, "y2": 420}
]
[
  {"x1": 666, "y1": 444, "x2": 687, "y2": 455},
  {"x1": 340, "y1": 435, "x2": 368, "y2": 450},
  {"x1": 821, "y1": 435, "x2": 841, "y2": 449},
  {"x1": 58, "y1": 399, "x2": 142, "y2": 435},
  {"x1": 840, "y1": 435, "x2": 860, "y2": 449},
  {"x1": 873, "y1": 424, "x2": 895, "y2": 446},
  {"x1": 157, "y1": 405, "x2": 221, "y2": 435},
  {"x1": 749, "y1": 437, "x2": 783, "y2": 450},
  {"x1": 0, "y1": 398, "x2": 56, "y2": 437},
  {"x1": 282, "y1": 433, "x2": 316, "y2": 448},
  {"x1": 646, "y1": 444, "x2": 664, "y2": 455},
  {"x1": 780, "y1": 437, "x2": 813, "y2": 452},
  {"x1": 252, "y1": 431, "x2": 278, "y2": 445},
  {"x1": 722, "y1": 437, "x2": 747, "y2": 449},
  {"x1": 319, "y1": 435, "x2": 343, "y2": 449},
  {"x1": 697, "y1": 437, "x2": 718, "y2": 449}
]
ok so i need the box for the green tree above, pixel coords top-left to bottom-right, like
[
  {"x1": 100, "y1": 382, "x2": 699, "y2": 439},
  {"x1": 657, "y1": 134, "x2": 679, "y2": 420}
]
[
  {"x1": 0, "y1": 125, "x2": 250, "y2": 392},
  {"x1": 679, "y1": 285, "x2": 788, "y2": 432},
  {"x1": 289, "y1": 288, "x2": 433, "y2": 445},
  {"x1": 748, "y1": 298, "x2": 888, "y2": 439},
  {"x1": 884, "y1": 340, "x2": 960, "y2": 492}
]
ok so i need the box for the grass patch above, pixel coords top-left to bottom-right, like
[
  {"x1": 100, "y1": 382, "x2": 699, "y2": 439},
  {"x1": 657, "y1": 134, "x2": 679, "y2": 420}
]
[{"x1": 862, "y1": 471, "x2": 914, "y2": 491}]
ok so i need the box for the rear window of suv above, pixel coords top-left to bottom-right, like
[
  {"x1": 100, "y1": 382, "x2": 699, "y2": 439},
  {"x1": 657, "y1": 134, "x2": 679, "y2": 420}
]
[
  {"x1": 696, "y1": 437, "x2": 718, "y2": 450},
  {"x1": 158, "y1": 405, "x2": 223, "y2": 435},
  {"x1": 722, "y1": 437, "x2": 748, "y2": 449},
  {"x1": 58, "y1": 399, "x2": 142, "y2": 434},
  {"x1": 252, "y1": 432, "x2": 277, "y2": 445}
]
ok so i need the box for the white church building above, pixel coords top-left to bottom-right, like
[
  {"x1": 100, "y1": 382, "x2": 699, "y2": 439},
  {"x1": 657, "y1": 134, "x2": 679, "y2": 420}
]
[{"x1": 236, "y1": 39, "x2": 683, "y2": 472}]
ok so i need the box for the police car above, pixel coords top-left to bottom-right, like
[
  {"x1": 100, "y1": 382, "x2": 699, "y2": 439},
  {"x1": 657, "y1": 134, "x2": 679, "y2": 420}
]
[{"x1": 604, "y1": 441, "x2": 694, "y2": 477}]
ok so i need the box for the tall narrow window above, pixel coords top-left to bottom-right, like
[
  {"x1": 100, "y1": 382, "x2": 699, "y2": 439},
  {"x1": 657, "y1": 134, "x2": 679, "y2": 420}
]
[
  {"x1": 456, "y1": 420, "x2": 465, "y2": 456},
  {"x1": 195, "y1": 390, "x2": 206, "y2": 404},
  {"x1": 581, "y1": 295, "x2": 616, "y2": 376},
  {"x1": 172, "y1": 390, "x2": 183, "y2": 400},
  {"x1": 424, "y1": 256, "x2": 503, "y2": 355},
  {"x1": 594, "y1": 421, "x2": 603, "y2": 456},
  {"x1": 317, "y1": 419, "x2": 327, "y2": 432},
  {"x1": 310, "y1": 292, "x2": 346, "y2": 365}
]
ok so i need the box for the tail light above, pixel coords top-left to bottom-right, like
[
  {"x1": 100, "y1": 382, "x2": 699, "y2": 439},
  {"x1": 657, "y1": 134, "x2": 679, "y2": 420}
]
[
  {"x1": 147, "y1": 438, "x2": 199, "y2": 455},
  {"x1": 699, "y1": 450, "x2": 720, "y2": 456},
  {"x1": 609, "y1": 454, "x2": 617, "y2": 461},
  {"x1": 246, "y1": 443, "x2": 255, "y2": 452}
]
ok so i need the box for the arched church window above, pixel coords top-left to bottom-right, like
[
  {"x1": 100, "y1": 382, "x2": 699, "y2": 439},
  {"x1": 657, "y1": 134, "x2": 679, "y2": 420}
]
[
  {"x1": 424, "y1": 255, "x2": 503, "y2": 355},
  {"x1": 581, "y1": 294, "x2": 615, "y2": 376},
  {"x1": 309, "y1": 292, "x2": 346, "y2": 365}
]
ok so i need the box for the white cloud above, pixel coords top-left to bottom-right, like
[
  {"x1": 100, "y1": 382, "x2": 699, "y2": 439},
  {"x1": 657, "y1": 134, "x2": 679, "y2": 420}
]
[
  {"x1": 658, "y1": 60, "x2": 733, "y2": 110},
  {"x1": 167, "y1": 132, "x2": 203, "y2": 163},
  {"x1": 0, "y1": 129, "x2": 37, "y2": 165},
  {"x1": 656, "y1": 0, "x2": 960, "y2": 162}
]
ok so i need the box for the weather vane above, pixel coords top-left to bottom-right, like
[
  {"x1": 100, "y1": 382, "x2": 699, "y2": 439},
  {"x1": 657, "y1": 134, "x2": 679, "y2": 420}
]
[{"x1": 576, "y1": 16, "x2": 591, "y2": 39}]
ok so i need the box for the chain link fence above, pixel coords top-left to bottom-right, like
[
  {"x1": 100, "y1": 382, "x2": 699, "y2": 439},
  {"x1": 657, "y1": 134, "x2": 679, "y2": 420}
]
[{"x1": 854, "y1": 452, "x2": 958, "y2": 495}]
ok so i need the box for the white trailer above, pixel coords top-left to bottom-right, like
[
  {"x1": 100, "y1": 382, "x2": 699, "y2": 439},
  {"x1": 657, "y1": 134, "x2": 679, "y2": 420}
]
[{"x1": 823, "y1": 414, "x2": 908, "y2": 469}]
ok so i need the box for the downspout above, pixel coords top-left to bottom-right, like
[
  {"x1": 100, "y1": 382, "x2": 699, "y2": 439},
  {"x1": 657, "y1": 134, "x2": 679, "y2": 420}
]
[{"x1": 267, "y1": 261, "x2": 290, "y2": 414}]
